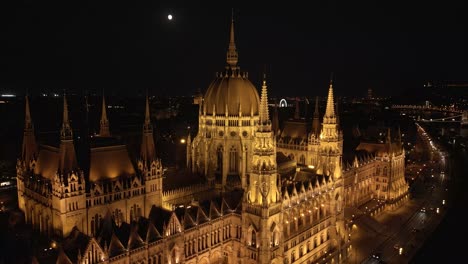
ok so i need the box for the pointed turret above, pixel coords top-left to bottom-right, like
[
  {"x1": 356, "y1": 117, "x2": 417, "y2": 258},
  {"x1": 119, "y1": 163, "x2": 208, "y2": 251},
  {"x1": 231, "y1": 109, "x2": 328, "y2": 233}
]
[
  {"x1": 294, "y1": 97, "x2": 300, "y2": 119},
  {"x1": 83, "y1": 93, "x2": 90, "y2": 139},
  {"x1": 140, "y1": 95, "x2": 156, "y2": 167},
  {"x1": 397, "y1": 126, "x2": 402, "y2": 144},
  {"x1": 58, "y1": 94, "x2": 78, "y2": 174},
  {"x1": 312, "y1": 96, "x2": 320, "y2": 136},
  {"x1": 25, "y1": 95, "x2": 33, "y2": 129},
  {"x1": 259, "y1": 75, "x2": 270, "y2": 125},
  {"x1": 318, "y1": 76, "x2": 342, "y2": 179},
  {"x1": 386, "y1": 127, "x2": 392, "y2": 144},
  {"x1": 99, "y1": 95, "x2": 110, "y2": 137},
  {"x1": 238, "y1": 101, "x2": 242, "y2": 117},
  {"x1": 226, "y1": 17, "x2": 238, "y2": 68},
  {"x1": 324, "y1": 79, "x2": 336, "y2": 124},
  {"x1": 386, "y1": 127, "x2": 394, "y2": 155},
  {"x1": 186, "y1": 132, "x2": 192, "y2": 169},
  {"x1": 244, "y1": 75, "x2": 281, "y2": 264},
  {"x1": 21, "y1": 95, "x2": 37, "y2": 163},
  {"x1": 61, "y1": 95, "x2": 73, "y2": 140}
]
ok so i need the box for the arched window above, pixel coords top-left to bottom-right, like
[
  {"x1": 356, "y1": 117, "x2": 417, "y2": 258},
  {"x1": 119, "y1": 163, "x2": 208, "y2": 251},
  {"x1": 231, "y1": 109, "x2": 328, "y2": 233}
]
[
  {"x1": 271, "y1": 223, "x2": 280, "y2": 247},
  {"x1": 383, "y1": 167, "x2": 388, "y2": 176},
  {"x1": 291, "y1": 251, "x2": 296, "y2": 262},
  {"x1": 251, "y1": 229, "x2": 256, "y2": 247},
  {"x1": 91, "y1": 219, "x2": 95, "y2": 236},
  {"x1": 92, "y1": 214, "x2": 101, "y2": 236},
  {"x1": 171, "y1": 248, "x2": 177, "y2": 264},
  {"x1": 376, "y1": 166, "x2": 381, "y2": 175},
  {"x1": 299, "y1": 155, "x2": 305, "y2": 165},
  {"x1": 217, "y1": 146, "x2": 223, "y2": 172},
  {"x1": 229, "y1": 146, "x2": 238, "y2": 173}
]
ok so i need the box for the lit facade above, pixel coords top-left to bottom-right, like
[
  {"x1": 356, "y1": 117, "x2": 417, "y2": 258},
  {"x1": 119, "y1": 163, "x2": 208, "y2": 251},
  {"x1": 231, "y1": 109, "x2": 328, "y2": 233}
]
[
  {"x1": 16, "y1": 18, "x2": 406, "y2": 264},
  {"x1": 277, "y1": 97, "x2": 409, "y2": 212}
]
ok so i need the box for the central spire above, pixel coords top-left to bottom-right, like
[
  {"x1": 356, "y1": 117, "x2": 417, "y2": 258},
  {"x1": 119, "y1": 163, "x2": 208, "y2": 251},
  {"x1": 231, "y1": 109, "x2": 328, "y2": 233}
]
[
  {"x1": 324, "y1": 78, "x2": 336, "y2": 124},
  {"x1": 226, "y1": 16, "x2": 238, "y2": 68}
]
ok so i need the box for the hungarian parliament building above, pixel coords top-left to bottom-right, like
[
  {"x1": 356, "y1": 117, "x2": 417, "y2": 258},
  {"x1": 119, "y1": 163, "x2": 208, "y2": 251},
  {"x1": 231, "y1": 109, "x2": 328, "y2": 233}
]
[{"x1": 16, "y1": 19, "x2": 409, "y2": 264}]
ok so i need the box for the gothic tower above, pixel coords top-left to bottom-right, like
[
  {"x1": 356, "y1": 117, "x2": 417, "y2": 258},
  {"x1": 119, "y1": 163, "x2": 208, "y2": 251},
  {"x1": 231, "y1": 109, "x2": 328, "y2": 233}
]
[
  {"x1": 51, "y1": 95, "x2": 86, "y2": 237},
  {"x1": 17, "y1": 95, "x2": 38, "y2": 213},
  {"x1": 242, "y1": 77, "x2": 283, "y2": 264},
  {"x1": 317, "y1": 79, "x2": 343, "y2": 179},
  {"x1": 138, "y1": 95, "x2": 164, "y2": 213}
]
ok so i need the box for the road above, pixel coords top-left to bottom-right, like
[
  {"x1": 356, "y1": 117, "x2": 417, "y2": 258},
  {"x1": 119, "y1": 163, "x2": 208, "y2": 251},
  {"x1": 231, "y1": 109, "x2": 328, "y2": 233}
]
[
  {"x1": 362, "y1": 180, "x2": 447, "y2": 264},
  {"x1": 356, "y1": 124, "x2": 449, "y2": 264}
]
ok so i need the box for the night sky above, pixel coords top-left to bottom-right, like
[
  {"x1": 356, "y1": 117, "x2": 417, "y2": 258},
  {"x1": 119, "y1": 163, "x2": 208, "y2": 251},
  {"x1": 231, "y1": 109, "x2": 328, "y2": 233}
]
[{"x1": 1, "y1": 1, "x2": 466, "y2": 98}]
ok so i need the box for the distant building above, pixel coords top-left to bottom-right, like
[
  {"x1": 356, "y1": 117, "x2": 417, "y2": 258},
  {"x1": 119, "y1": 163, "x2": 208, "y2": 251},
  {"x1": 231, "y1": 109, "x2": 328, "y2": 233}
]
[
  {"x1": 461, "y1": 110, "x2": 468, "y2": 138},
  {"x1": 277, "y1": 92, "x2": 408, "y2": 209},
  {"x1": 193, "y1": 89, "x2": 203, "y2": 105},
  {"x1": 367, "y1": 88, "x2": 373, "y2": 99}
]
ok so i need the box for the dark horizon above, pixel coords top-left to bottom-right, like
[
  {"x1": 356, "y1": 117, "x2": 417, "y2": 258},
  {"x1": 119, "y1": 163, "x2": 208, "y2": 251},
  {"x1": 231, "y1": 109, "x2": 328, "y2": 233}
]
[{"x1": 1, "y1": 2, "x2": 467, "y2": 98}]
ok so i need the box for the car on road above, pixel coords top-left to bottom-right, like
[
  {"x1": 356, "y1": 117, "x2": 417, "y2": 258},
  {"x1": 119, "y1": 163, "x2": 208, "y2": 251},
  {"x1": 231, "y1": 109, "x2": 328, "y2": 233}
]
[
  {"x1": 411, "y1": 228, "x2": 420, "y2": 233},
  {"x1": 371, "y1": 252, "x2": 382, "y2": 259},
  {"x1": 420, "y1": 207, "x2": 426, "y2": 213}
]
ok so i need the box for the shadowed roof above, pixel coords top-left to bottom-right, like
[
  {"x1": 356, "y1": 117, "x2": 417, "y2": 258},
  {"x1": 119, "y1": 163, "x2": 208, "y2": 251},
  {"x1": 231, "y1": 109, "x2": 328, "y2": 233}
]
[
  {"x1": 34, "y1": 145, "x2": 60, "y2": 179},
  {"x1": 356, "y1": 142, "x2": 402, "y2": 157},
  {"x1": 280, "y1": 120, "x2": 310, "y2": 143},
  {"x1": 89, "y1": 145, "x2": 136, "y2": 182}
]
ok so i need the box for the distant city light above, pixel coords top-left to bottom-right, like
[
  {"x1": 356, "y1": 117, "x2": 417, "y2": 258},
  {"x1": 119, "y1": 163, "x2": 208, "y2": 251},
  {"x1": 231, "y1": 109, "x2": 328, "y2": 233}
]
[
  {"x1": 0, "y1": 94, "x2": 15, "y2": 97},
  {"x1": 279, "y1": 98, "x2": 288, "y2": 107},
  {"x1": 180, "y1": 139, "x2": 186, "y2": 144},
  {"x1": 0, "y1": 181, "x2": 12, "y2": 186},
  {"x1": 308, "y1": 165, "x2": 315, "y2": 169}
]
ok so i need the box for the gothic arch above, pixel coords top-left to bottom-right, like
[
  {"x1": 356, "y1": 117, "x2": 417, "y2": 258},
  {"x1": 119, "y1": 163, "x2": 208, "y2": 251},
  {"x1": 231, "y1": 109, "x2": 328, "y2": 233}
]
[
  {"x1": 270, "y1": 222, "x2": 280, "y2": 247},
  {"x1": 299, "y1": 154, "x2": 305, "y2": 165},
  {"x1": 216, "y1": 145, "x2": 223, "y2": 172},
  {"x1": 210, "y1": 250, "x2": 223, "y2": 264},
  {"x1": 199, "y1": 257, "x2": 209, "y2": 264},
  {"x1": 229, "y1": 145, "x2": 238, "y2": 173},
  {"x1": 247, "y1": 226, "x2": 257, "y2": 247}
]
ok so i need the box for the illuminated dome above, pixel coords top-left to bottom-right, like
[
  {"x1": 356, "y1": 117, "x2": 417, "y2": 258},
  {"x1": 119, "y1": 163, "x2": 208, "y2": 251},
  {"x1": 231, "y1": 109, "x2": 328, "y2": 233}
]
[{"x1": 204, "y1": 73, "x2": 260, "y2": 116}]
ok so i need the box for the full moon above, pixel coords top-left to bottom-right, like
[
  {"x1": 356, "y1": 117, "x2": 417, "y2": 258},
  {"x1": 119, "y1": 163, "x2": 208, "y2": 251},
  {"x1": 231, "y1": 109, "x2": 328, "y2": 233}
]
[{"x1": 167, "y1": 14, "x2": 173, "y2": 20}]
